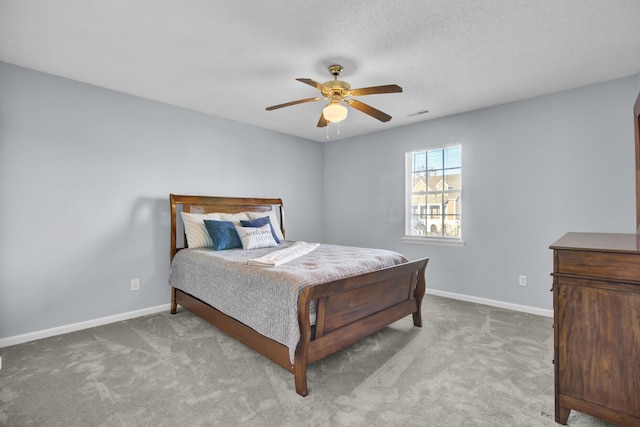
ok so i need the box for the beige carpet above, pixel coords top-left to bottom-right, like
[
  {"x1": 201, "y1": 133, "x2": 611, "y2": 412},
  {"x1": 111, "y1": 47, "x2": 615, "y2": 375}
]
[{"x1": 0, "y1": 295, "x2": 616, "y2": 426}]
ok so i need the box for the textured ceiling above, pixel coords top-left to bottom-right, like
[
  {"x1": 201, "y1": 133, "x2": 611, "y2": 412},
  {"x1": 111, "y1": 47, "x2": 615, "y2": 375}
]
[{"x1": 1, "y1": 1, "x2": 639, "y2": 142}]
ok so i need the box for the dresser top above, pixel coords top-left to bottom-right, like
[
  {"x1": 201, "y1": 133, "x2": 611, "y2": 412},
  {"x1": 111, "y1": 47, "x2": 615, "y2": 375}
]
[{"x1": 550, "y1": 232, "x2": 640, "y2": 254}]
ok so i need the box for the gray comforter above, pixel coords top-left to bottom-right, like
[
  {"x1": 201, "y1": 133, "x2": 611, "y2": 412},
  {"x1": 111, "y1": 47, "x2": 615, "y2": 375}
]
[{"x1": 169, "y1": 241, "x2": 407, "y2": 363}]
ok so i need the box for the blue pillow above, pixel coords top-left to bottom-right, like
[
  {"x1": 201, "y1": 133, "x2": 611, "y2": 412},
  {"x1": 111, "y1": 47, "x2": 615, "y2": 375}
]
[
  {"x1": 240, "y1": 216, "x2": 281, "y2": 243},
  {"x1": 203, "y1": 220, "x2": 242, "y2": 250}
]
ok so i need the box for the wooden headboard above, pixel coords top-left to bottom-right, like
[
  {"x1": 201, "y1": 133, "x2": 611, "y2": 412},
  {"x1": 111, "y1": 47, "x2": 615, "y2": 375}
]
[{"x1": 169, "y1": 194, "x2": 285, "y2": 260}]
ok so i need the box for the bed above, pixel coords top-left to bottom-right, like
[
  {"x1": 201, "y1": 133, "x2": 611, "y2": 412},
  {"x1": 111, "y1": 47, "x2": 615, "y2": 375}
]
[{"x1": 168, "y1": 194, "x2": 429, "y2": 396}]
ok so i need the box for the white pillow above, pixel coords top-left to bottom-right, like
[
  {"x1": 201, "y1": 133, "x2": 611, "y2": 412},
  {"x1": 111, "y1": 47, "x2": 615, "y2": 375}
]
[
  {"x1": 247, "y1": 210, "x2": 285, "y2": 241},
  {"x1": 181, "y1": 211, "x2": 250, "y2": 248},
  {"x1": 235, "y1": 223, "x2": 279, "y2": 250}
]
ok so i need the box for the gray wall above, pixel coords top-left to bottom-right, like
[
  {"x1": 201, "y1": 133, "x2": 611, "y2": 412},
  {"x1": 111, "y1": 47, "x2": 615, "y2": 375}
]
[
  {"x1": 0, "y1": 62, "x2": 324, "y2": 339},
  {"x1": 323, "y1": 75, "x2": 639, "y2": 311},
  {"x1": 2, "y1": 60, "x2": 638, "y2": 341}
]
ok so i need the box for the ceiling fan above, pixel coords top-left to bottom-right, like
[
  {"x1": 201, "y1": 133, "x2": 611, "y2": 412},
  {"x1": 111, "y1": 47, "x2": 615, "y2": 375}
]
[{"x1": 265, "y1": 64, "x2": 402, "y2": 127}]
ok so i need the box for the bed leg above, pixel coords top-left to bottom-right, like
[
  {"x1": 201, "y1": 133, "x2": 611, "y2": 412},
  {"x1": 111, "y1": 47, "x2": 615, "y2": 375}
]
[
  {"x1": 412, "y1": 310, "x2": 422, "y2": 327},
  {"x1": 412, "y1": 265, "x2": 427, "y2": 327},
  {"x1": 294, "y1": 287, "x2": 312, "y2": 396},
  {"x1": 170, "y1": 287, "x2": 178, "y2": 314},
  {"x1": 294, "y1": 362, "x2": 308, "y2": 397}
]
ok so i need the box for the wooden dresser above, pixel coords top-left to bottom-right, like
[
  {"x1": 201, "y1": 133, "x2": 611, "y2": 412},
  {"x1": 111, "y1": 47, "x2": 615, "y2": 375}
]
[{"x1": 550, "y1": 232, "x2": 640, "y2": 426}]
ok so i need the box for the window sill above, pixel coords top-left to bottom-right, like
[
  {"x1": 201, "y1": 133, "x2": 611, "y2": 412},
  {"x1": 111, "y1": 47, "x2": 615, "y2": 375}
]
[{"x1": 402, "y1": 236, "x2": 465, "y2": 247}]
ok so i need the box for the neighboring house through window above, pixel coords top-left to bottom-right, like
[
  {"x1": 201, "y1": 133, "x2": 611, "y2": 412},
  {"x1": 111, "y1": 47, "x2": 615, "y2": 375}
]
[{"x1": 405, "y1": 145, "x2": 462, "y2": 244}]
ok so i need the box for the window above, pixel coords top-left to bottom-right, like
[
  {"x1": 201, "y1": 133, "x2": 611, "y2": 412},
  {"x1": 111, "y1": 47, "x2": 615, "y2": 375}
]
[{"x1": 405, "y1": 145, "x2": 462, "y2": 242}]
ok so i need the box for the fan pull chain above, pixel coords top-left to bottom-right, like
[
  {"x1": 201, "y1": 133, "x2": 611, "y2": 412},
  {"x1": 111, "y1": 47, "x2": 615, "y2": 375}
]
[{"x1": 325, "y1": 122, "x2": 343, "y2": 139}]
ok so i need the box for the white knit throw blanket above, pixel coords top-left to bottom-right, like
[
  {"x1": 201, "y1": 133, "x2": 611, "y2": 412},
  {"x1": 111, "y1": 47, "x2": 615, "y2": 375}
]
[{"x1": 247, "y1": 241, "x2": 320, "y2": 267}]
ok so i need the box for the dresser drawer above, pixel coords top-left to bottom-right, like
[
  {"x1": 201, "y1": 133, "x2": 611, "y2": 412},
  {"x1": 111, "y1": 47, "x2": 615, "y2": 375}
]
[{"x1": 556, "y1": 250, "x2": 640, "y2": 283}]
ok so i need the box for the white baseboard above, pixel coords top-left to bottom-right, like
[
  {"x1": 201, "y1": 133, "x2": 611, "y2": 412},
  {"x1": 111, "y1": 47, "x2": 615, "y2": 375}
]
[
  {"x1": 0, "y1": 291, "x2": 552, "y2": 349},
  {"x1": 426, "y1": 288, "x2": 553, "y2": 318},
  {"x1": 0, "y1": 304, "x2": 171, "y2": 348}
]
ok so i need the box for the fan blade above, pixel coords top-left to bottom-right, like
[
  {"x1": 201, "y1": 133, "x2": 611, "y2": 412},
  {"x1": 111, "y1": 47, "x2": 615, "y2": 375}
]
[
  {"x1": 349, "y1": 84, "x2": 403, "y2": 97},
  {"x1": 346, "y1": 99, "x2": 392, "y2": 122},
  {"x1": 266, "y1": 97, "x2": 322, "y2": 111},
  {"x1": 317, "y1": 113, "x2": 328, "y2": 128},
  {"x1": 296, "y1": 78, "x2": 331, "y2": 93}
]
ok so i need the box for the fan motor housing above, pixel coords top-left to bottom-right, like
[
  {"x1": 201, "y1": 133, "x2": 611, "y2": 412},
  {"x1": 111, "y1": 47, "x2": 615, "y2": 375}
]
[{"x1": 322, "y1": 79, "x2": 351, "y2": 97}]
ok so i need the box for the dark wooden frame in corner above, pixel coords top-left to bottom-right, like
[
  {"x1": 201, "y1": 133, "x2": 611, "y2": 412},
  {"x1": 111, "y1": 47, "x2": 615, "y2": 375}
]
[
  {"x1": 634, "y1": 91, "x2": 640, "y2": 234},
  {"x1": 169, "y1": 194, "x2": 428, "y2": 396}
]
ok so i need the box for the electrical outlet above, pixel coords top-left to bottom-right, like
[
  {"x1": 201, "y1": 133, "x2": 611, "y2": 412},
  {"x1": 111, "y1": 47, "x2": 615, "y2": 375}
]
[
  {"x1": 131, "y1": 278, "x2": 140, "y2": 291},
  {"x1": 519, "y1": 275, "x2": 527, "y2": 286}
]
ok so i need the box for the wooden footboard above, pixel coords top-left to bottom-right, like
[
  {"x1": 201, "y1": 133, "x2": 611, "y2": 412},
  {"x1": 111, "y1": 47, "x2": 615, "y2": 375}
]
[{"x1": 294, "y1": 257, "x2": 428, "y2": 396}]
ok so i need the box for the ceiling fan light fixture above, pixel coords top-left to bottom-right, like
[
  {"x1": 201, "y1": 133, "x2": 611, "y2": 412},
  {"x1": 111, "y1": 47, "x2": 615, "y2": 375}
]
[
  {"x1": 265, "y1": 64, "x2": 401, "y2": 128},
  {"x1": 323, "y1": 100, "x2": 348, "y2": 123}
]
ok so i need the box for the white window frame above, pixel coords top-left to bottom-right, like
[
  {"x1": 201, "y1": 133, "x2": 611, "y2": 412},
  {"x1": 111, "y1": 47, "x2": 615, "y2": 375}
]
[{"x1": 402, "y1": 144, "x2": 464, "y2": 247}]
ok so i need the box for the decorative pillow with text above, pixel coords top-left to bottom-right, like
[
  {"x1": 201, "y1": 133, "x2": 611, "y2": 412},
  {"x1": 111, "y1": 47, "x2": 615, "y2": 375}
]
[
  {"x1": 246, "y1": 210, "x2": 284, "y2": 241},
  {"x1": 240, "y1": 216, "x2": 281, "y2": 243},
  {"x1": 235, "y1": 223, "x2": 279, "y2": 250}
]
